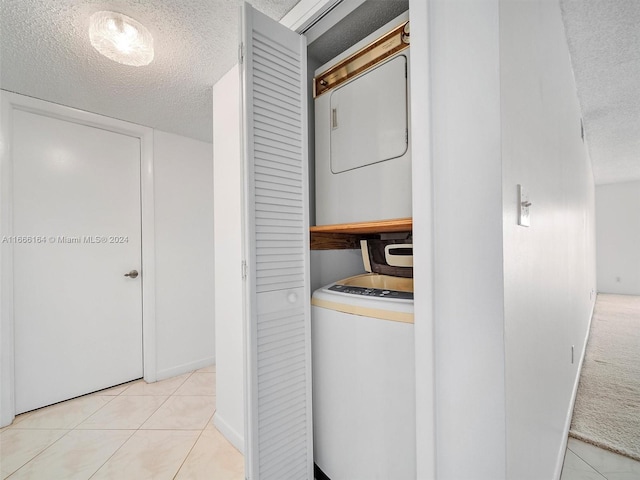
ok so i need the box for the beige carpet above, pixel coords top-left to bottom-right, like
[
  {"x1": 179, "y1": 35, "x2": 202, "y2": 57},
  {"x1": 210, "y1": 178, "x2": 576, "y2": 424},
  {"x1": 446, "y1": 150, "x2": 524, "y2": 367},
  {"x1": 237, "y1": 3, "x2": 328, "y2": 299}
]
[{"x1": 569, "y1": 293, "x2": 640, "y2": 461}]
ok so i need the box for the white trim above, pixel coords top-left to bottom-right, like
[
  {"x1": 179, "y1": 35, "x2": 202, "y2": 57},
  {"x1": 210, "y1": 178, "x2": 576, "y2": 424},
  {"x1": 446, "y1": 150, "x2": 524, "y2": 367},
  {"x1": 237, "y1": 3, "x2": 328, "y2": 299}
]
[
  {"x1": 300, "y1": 30, "x2": 315, "y2": 480},
  {"x1": 140, "y1": 127, "x2": 157, "y2": 384},
  {"x1": 280, "y1": 0, "x2": 340, "y2": 32},
  {"x1": 301, "y1": 0, "x2": 366, "y2": 44},
  {"x1": 155, "y1": 356, "x2": 215, "y2": 382},
  {"x1": 0, "y1": 91, "x2": 157, "y2": 426},
  {"x1": 554, "y1": 299, "x2": 596, "y2": 479},
  {"x1": 0, "y1": 92, "x2": 16, "y2": 427},
  {"x1": 214, "y1": 411, "x2": 245, "y2": 454},
  {"x1": 239, "y1": 5, "x2": 254, "y2": 478},
  {"x1": 409, "y1": 0, "x2": 437, "y2": 478}
]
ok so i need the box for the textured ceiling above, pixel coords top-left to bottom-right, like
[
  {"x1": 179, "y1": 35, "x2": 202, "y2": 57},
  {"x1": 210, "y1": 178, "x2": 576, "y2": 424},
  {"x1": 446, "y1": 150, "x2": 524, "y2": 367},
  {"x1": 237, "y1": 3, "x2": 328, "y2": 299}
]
[
  {"x1": 0, "y1": 0, "x2": 299, "y2": 143},
  {"x1": 308, "y1": 0, "x2": 408, "y2": 66},
  {"x1": 561, "y1": 0, "x2": 640, "y2": 185},
  {"x1": 5, "y1": 0, "x2": 636, "y2": 175}
]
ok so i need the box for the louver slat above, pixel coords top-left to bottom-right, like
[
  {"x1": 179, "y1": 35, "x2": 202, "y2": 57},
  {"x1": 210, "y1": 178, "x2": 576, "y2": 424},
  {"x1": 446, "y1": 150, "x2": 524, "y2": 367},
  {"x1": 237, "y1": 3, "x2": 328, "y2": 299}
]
[
  {"x1": 259, "y1": 405, "x2": 306, "y2": 432},
  {"x1": 255, "y1": 144, "x2": 302, "y2": 163},
  {"x1": 255, "y1": 165, "x2": 302, "y2": 182},
  {"x1": 255, "y1": 120, "x2": 301, "y2": 143},
  {"x1": 242, "y1": 4, "x2": 312, "y2": 479},
  {"x1": 254, "y1": 84, "x2": 300, "y2": 110},
  {"x1": 256, "y1": 218, "x2": 302, "y2": 229}
]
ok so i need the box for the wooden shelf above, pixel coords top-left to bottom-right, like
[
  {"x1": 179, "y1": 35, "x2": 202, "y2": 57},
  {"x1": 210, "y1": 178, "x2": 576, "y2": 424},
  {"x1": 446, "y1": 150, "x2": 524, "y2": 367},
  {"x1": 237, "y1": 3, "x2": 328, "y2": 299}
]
[
  {"x1": 310, "y1": 218, "x2": 412, "y2": 250},
  {"x1": 310, "y1": 218, "x2": 412, "y2": 234}
]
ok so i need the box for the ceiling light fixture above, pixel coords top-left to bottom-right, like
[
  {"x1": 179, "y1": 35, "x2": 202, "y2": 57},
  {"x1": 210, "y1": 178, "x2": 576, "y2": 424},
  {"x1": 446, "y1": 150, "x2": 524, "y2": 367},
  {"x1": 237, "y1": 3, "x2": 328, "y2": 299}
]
[{"x1": 89, "y1": 11, "x2": 154, "y2": 66}]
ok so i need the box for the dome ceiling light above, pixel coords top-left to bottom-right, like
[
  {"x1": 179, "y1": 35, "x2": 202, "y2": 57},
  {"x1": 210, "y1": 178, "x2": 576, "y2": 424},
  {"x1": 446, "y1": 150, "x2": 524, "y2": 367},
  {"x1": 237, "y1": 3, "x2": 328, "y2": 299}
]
[{"x1": 89, "y1": 11, "x2": 154, "y2": 66}]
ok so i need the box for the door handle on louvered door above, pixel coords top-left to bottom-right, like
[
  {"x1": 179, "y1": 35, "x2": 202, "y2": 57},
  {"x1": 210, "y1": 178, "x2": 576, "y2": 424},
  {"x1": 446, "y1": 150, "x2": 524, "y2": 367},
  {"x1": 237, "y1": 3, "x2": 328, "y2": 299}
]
[{"x1": 124, "y1": 270, "x2": 139, "y2": 279}]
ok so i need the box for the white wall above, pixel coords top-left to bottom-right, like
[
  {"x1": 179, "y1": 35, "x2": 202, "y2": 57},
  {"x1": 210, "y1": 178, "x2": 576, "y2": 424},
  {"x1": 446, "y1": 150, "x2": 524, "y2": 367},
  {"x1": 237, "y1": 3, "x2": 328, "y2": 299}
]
[
  {"x1": 429, "y1": 1, "x2": 597, "y2": 478},
  {"x1": 500, "y1": 1, "x2": 596, "y2": 479},
  {"x1": 153, "y1": 130, "x2": 215, "y2": 379},
  {"x1": 212, "y1": 65, "x2": 245, "y2": 453},
  {"x1": 310, "y1": 250, "x2": 365, "y2": 293},
  {"x1": 429, "y1": 1, "x2": 506, "y2": 479},
  {"x1": 596, "y1": 181, "x2": 640, "y2": 295}
]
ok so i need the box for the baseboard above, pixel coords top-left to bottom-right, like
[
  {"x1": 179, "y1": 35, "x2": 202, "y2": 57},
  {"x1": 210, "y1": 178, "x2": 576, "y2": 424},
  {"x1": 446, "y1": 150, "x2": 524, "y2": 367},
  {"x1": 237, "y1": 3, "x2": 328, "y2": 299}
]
[
  {"x1": 554, "y1": 299, "x2": 596, "y2": 479},
  {"x1": 214, "y1": 411, "x2": 245, "y2": 454},
  {"x1": 153, "y1": 356, "x2": 215, "y2": 382}
]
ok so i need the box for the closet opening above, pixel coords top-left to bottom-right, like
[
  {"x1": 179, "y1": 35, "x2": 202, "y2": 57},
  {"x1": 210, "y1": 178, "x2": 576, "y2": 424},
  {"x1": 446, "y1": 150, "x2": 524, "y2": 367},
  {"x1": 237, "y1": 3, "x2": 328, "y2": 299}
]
[{"x1": 304, "y1": 2, "x2": 415, "y2": 478}]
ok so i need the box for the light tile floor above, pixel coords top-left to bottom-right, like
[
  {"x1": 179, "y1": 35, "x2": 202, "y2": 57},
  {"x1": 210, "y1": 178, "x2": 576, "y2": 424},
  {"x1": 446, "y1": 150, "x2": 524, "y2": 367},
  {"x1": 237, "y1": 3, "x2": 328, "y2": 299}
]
[
  {"x1": 560, "y1": 438, "x2": 640, "y2": 480},
  {"x1": 0, "y1": 365, "x2": 244, "y2": 479}
]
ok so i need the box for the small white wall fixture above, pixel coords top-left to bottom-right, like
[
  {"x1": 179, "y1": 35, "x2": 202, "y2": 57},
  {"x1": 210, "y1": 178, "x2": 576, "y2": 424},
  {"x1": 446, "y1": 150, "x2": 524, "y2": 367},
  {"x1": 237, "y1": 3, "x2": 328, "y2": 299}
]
[{"x1": 0, "y1": 91, "x2": 157, "y2": 427}]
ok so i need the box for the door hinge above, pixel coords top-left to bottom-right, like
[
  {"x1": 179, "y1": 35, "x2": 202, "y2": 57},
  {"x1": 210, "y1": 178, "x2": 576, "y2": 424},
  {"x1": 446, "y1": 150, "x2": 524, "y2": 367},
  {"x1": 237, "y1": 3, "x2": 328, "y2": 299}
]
[
  {"x1": 241, "y1": 260, "x2": 248, "y2": 280},
  {"x1": 238, "y1": 42, "x2": 244, "y2": 64}
]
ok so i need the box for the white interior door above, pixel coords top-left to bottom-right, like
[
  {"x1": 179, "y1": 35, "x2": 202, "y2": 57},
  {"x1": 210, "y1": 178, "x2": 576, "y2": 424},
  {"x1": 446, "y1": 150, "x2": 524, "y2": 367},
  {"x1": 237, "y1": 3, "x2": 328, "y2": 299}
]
[
  {"x1": 12, "y1": 109, "x2": 143, "y2": 414},
  {"x1": 241, "y1": 4, "x2": 313, "y2": 479}
]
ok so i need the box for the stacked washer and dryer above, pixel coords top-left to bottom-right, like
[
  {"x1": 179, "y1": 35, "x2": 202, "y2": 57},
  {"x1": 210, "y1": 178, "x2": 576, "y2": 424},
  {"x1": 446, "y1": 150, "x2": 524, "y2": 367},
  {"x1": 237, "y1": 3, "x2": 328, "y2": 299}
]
[{"x1": 311, "y1": 11, "x2": 415, "y2": 480}]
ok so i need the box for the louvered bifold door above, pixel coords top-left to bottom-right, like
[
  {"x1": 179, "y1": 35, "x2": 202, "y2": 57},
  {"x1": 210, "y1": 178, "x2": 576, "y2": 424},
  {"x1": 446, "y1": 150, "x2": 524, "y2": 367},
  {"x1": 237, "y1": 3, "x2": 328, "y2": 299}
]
[{"x1": 241, "y1": 4, "x2": 312, "y2": 480}]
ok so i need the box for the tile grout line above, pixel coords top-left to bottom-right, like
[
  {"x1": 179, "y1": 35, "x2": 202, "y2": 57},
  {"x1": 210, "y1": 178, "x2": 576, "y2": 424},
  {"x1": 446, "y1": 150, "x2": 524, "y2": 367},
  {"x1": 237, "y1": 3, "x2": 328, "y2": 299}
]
[
  {"x1": 172, "y1": 370, "x2": 216, "y2": 480},
  {"x1": 57, "y1": 379, "x2": 146, "y2": 478},
  {"x1": 7, "y1": 390, "x2": 119, "y2": 430},
  {"x1": 3, "y1": 428, "x2": 75, "y2": 479},
  {"x1": 172, "y1": 408, "x2": 218, "y2": 479},
  {"x1": 4, "y1": 393, "x2": 121, "y2": 478},
  {"x1": 134, "y1": 370, "x2": 194, "y2": 429},
  {"x1": 72, "y1": 393, "x2": 121, "y2": 429},
  {"x1": 86, "y1": 429, "x2": 137, "y2": 480},
  {"x1": 567, "y1": 447, "x2": 609, "y2": 480},
  {"x1": 4, "y1": 369, "x2": 215, "y2": 480},
  {"x1": 86, "y1": 370, "x2": 195, "y2": 479},
  {"x1": 569, "y1": 441, "x2": 640, "y2": 470}
]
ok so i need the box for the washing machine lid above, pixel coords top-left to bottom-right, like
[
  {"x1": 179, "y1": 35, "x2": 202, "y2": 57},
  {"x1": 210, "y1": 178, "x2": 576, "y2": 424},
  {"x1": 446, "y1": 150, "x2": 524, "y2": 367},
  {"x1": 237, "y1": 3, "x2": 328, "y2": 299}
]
[{"x1": 312, "y1": 274, "x2": 414, "y2": 323}]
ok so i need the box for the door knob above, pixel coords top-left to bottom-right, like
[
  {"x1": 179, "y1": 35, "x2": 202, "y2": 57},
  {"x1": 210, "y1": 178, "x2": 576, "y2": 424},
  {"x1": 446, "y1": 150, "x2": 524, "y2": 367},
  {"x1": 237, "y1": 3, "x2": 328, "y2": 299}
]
[{"x1": 124, "y1": 270, "x2": 139, "y2": 279}]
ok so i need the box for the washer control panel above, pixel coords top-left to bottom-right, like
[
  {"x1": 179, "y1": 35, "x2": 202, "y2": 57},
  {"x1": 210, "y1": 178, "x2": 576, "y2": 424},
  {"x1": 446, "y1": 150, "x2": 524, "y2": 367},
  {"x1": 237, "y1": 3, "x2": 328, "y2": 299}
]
[{"x1": 328, "y1": 284, "x2": 414, "y2": 300}]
